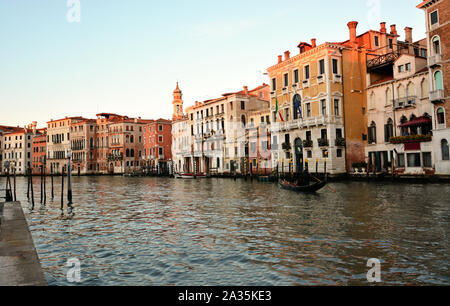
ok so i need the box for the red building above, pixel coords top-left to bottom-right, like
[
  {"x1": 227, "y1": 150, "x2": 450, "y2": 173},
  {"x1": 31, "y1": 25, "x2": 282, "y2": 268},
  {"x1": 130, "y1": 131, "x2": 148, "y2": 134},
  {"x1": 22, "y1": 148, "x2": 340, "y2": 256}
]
[
  {"x1": 143, "y1": 119, "x2": 172, "y2": 172},
  {"x1": 31, "y1": 128, "x2": 47, "y2": 174}
]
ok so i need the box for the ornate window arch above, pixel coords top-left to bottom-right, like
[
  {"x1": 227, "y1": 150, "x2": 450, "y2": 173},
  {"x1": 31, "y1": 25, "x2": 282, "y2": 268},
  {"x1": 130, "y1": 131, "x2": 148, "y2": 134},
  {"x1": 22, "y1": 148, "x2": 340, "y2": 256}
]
[
  {"x1": 434, "y1": 70, "x2": 443, "y2": 90},
  {"x1": 432, "y1": 35, "x2": 441, "y2": 55},
  {"x1": 437, "y1": 107, "x2": 445, "y2": 125}
]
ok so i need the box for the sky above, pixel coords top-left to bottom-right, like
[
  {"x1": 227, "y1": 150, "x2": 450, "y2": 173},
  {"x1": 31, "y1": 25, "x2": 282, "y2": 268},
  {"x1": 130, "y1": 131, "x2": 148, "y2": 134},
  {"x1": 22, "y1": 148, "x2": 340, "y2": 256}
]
[{"x1": 0, "y1": 0, "x2": 426, "y2": 128}]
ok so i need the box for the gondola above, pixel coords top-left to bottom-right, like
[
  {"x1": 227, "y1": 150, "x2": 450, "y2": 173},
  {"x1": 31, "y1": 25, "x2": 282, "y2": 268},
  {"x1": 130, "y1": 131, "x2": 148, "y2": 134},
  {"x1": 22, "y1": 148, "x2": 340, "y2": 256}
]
[
  {"x1": 279, "y1": 178, "x2": 327, "y2": 193},
  {"x1": 175, "y1": 173, "x2": 207, "y2": 179}
]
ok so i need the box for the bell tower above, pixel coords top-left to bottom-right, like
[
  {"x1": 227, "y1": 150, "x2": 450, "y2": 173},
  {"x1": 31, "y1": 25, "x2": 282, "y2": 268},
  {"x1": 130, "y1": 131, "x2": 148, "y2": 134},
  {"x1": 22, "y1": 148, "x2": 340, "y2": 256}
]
[{"x1": 172, "y1": 82, "x2": 184, "y2": 121}]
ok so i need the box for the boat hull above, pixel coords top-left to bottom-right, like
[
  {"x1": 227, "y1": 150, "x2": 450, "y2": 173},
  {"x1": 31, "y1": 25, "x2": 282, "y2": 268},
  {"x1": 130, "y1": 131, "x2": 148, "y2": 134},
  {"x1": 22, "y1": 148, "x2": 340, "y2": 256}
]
[
  {"x1": 279, "y1": 179, "x2": 327, "y2": 193},
  {"x1": 175, "y1": 173, "x2": 207, "y2": 179}
]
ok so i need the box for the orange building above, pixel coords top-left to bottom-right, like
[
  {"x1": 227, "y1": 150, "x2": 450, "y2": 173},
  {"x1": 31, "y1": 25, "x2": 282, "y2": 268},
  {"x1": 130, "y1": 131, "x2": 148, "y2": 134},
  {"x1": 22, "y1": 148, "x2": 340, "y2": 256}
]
[
  {"x1": 31, "y1": 128, "x2": 47, "y2": 174},
  {"x1": 143, "y1": 119, "x2": 173, "y2": 173}
]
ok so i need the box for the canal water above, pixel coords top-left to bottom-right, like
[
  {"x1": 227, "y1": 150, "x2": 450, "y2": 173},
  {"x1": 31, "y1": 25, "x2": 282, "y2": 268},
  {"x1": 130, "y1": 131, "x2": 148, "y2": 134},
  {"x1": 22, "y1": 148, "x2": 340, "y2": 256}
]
[{"x1": 2, "y1": 176, "x2": 449, "y2": 285}]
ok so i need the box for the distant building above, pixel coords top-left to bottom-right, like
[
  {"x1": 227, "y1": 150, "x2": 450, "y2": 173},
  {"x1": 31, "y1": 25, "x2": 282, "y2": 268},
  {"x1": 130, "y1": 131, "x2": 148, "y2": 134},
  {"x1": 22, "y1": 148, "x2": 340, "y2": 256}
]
[
  {"x1": 143, "y1": 119, "x2": 172, "y2": 173},
  {"x1": 31, "y1": 128, "x2": 47, "y2": 175},
  {"x1": 418, "y1": 0, "x2": 450, "y2": 174},
  {"x1": 1, "y1": 122, "x2": 37, "y2": 175}
]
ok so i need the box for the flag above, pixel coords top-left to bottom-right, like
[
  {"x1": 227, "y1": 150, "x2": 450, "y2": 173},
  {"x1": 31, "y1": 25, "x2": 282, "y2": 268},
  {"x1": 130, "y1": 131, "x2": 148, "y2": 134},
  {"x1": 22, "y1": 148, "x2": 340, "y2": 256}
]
[
  {"x1": 275, "y1": 98, "x2": 284, "y2": 122},
  {"x1": 295, "y1": 95, "x2": 302, "y2": 119}
]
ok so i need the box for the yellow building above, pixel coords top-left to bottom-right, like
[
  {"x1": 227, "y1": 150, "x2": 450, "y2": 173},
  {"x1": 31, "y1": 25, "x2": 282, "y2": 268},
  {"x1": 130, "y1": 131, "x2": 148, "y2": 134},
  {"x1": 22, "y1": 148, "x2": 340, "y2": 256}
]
[{"x1": 267, "y1": 39, "x2": 348, "y2": 174}]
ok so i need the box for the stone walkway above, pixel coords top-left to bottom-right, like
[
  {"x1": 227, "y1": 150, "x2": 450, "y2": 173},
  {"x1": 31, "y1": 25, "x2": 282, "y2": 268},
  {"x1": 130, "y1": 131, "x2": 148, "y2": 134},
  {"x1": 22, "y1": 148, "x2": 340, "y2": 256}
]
[{"x1": 0, "y1": 202, "x2": 47, "y2": 286}]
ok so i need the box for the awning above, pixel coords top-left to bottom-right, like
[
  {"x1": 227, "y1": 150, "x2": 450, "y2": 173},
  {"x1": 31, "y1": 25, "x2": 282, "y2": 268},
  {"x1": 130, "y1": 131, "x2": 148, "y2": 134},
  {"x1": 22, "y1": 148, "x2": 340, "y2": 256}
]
[{"x1": 399, "y1": 116, "x2": 432, "y2": 128}]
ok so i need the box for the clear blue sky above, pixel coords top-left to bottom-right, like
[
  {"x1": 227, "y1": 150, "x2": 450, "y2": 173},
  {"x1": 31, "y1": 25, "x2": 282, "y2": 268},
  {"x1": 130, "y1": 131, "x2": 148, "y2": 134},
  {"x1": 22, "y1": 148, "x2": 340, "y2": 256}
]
[{"x1": 0, "y1": 0, "x2": 426, "y2": 128}]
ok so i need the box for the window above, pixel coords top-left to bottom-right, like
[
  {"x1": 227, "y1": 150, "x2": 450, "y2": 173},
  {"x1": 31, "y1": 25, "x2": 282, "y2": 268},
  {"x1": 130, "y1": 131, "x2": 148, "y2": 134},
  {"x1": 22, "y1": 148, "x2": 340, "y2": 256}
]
[
  {"x1": 423, "y1": 152, "x2": 432, "y2": 168},
  {"x1": 158, "y1": 136, "x2": 163, "y2": 143},
  {"x1": 368, "y1": 122, "x2": 377, "y2": 144},
  {"x1": 405, "y1": 63, "x2": 411, "y2": 71},
  {"x1": 385, "y1": 119, "x2": 394, "y2": 142},
  {"x1": 332, "y1": 59, "x2": 338, "y2": 74},
  {"x1": 430, "y1": 10, "x2": 438, "y2": 25},
  {"x1": 272, "y1": 136, "x2": 278, "y2": 149},
  {"x1": 374, "y1": 36, "x2": 379, "y2": 47},
  {"x1": 437, "y1": 108, "x2": 445, "y2": 125},
  {"x1": 306, "y1": 103, "x2": 311, "y2": 117},
  {"x1": 334, "y1": 99, "x2": 340, "y2": 116},
  {"x1": 321, "y1": 99, "x2": 327, "y2": 115},
  {"x1": 321, "y1": 129, "x2": 327, "y2": 140},
  {"x1": 442, "y1": 139, "x2": 449, "y2": 160},
  {"x1": 293, "y1": 94, "x2": 301, "y2": 120},
  {"x1": 397, "y1": 153, "x2": 405, "y2": 167},
  {"x1": 337, "y1": 149, "x2": 342, "y2": 158},
  {"x1": 241, "y1": 101, "x2": 245, "y2": 110},
  {"x1": 319, "y1": 59, "x2": 325, "y2": 75},
  {"x1": 407, "y1": 153, "x2": 421, "y2": 167},
  {"x1": 306, "y1": 131, "x2": 312, "y2": 141},
  {"x1": 389, "y1": 39, "x2": 393, "y2": 49},
  {"x1": 432, "y1": 36, "x2": 440, "y2": 54},
  {"x1": 336, "y1": 128, "x2": 342, "y2": 139},
  {"x1": 304, "y1": 65, "x2": 310, "y2": 79},
  {"x1": 293, "y1": 69, "x2": 299, "y2": 83},
  {"x1": 398, "y1": 65, "x2": 405, "y2": 73},
  {"x1": 307, "y1": 150, "x2": 312, "y2": 158},
  {"x1": 434, "y1": 71, "x2": 443, "y2": 90},
  {"x1": 272, "y1": 78, "x2": 276, "y2": 91},
  {"x1": 284, "y1": 73, "x2": 288, "y2": 87}
]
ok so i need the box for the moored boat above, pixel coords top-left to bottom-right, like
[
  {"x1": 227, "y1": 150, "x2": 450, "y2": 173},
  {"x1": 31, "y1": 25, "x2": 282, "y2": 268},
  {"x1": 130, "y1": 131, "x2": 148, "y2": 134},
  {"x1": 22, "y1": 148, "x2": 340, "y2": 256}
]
[
  {"x1": 279, "y1": 178, "x2": 327, "y2": 193},
  {"x1": 175, "y1": 173, "x2": 207, "y2": 179}
]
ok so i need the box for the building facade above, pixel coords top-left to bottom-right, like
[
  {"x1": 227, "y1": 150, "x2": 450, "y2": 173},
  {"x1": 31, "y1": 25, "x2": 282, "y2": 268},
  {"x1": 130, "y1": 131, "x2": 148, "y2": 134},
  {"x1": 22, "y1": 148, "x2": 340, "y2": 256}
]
[
  {"x1": 267, "y1": 40, "x2": 348, "y2": 175},
  {"x1": 1, "y1": 122, "x2": 37, "y2": 175},
  {"x1": 418, "y1": 0, "x2": 450, "y2": 174},
  {"x1": 143, "y1": 119, "x2": 173, "y2": 173},
  {"x1": 31, "y1": 128, "x2": 47, "y2": 175}
]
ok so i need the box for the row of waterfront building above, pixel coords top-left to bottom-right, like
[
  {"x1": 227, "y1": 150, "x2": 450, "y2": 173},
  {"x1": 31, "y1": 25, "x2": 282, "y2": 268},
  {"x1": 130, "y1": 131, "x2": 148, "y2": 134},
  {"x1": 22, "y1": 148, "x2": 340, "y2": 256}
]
[{"x1": 1, "y1": 1, "x2": 449, "y2": 177}]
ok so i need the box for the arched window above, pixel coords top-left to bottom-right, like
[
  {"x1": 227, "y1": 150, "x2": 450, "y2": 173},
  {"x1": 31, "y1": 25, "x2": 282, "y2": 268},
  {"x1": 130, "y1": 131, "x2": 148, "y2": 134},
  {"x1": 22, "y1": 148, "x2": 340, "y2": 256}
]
[
  {"x1": 437, "y1": 108, "x2": 445, "y2": 125},
  {"x1": 368, "y1": 121, "x2": 377, "y2": 144},
  {"x1": 421, "y1": 79, "x2": 428, "y2": 98},
  {"x1": 293, "y1": 94, "x2": 301, "y2": 120},
  {"x1": 241, "y1": 115, "x2": 246, "y2": 128},
  {"x1": 442, "y1": 139, "x2": 449, "y2": 161},
  {"x1": 126, "y1": 149, "x2": 130, "y2": 157},
  {"x1": 385, "y1": 87, "x2": 392, "y2": 106},
  {"x1": 385, "y1": 118, "x2": 394, "y2": 142},
  {"x1": 398, "y1": 84, "x2": 406, "y2": 98},
  {"x1": 130, "y1": 149, "x2": 135, "y2": 158},
  {"x1": 369, "y1": 92, "x2": 376, "y2": 109},
  {"x1": 434, "y1": 71, "x2": 443, "y2": 90},
  {"x1": 400, "y1": 116, "x2": 408, "y2": 136},
  {"x1": 406, "y1": 82, "x2": 415, "y2": 98},
  {"x1": 432, "y1": 36, "x2": 441, "y2": 55}
]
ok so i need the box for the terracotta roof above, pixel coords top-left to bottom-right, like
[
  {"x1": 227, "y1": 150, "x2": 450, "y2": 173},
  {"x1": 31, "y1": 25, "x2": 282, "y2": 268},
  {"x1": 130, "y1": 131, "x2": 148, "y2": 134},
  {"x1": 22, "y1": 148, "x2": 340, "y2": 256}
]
[{"x1": 370, "y1": 76, "x2": 394, "y2": 86}]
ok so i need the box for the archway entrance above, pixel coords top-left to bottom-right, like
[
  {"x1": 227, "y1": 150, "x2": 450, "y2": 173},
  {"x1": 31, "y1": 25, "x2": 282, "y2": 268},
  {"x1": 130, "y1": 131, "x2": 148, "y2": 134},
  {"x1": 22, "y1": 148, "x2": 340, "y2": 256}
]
[{"x1": 294, "y1": 138, "x2": 304, "y2": 174}]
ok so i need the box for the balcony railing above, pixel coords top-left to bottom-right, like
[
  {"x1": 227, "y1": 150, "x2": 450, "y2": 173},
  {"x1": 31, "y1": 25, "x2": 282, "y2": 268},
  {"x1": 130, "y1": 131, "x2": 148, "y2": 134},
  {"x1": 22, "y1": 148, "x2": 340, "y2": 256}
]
[
  {"x1": 303, "y1": 139, "x2": 313, "y2": 148},
  {"x1": 367, "y1": 52, "x2": 399, "y2": 70},
  {"x1": 394, "y1": 97, "x2": 416, "y2": 109},
  {"x1": 317, "y1": 138, "x2": 329, "y2": 147},
  {"x1": 335, "y1": 137, "x2": 346, "y2": 147},
  {"x1": 389, "y1": 134, "x2": 432, "y2": 144},
  {"x1": 107, "y1": 154, "x2": 123, "y2": 161},
  {"x1": 282, "y1": 142, "x2": 291, "y2": 151},
  {"x1": 430, "y1": 90, "x2": 444, "y2": 103}
]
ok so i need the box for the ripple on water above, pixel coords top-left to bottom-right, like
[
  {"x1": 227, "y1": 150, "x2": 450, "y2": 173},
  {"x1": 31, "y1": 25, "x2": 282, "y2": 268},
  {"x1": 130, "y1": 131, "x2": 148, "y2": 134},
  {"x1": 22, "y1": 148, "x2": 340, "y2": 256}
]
[{"x1": 3, "y1": 176, "x2": 450, "y2": 286}]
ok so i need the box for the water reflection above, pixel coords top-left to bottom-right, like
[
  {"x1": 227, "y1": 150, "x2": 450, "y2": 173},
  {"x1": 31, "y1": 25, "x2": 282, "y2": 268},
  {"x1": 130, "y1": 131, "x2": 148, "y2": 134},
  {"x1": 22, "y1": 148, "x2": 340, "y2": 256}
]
[{"x1": 1, "y1": 176, "x2": 449, "y2": 285}]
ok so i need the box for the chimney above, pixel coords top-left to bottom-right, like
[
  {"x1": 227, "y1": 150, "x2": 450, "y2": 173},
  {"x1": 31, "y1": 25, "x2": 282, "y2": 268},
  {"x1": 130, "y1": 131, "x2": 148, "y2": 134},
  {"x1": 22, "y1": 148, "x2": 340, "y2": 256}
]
[
  {"x1": 311, "y1": 38, "x2": 317, "y2": 48},
  {"x1": 347, "y1": 21, "x2": 358, "y2": 43},
  {"x1": 390, "y1": 24, "x2": 397, "y2": 35},
  {"x1": 284, "y1": 51, "x2": 290, "y2": 61},
  {"x1": 278, "y1": 55, "x2": 283, "y2": 64},
  {"x1": 380, "y1": 22, "x2": 386, "y2": 33},
  {"x1": 404, "y1": 27, "x2": 413, "y2": 43},
  {"x1": 243, "y1": 86, "x2": 249, "y2": 95}
]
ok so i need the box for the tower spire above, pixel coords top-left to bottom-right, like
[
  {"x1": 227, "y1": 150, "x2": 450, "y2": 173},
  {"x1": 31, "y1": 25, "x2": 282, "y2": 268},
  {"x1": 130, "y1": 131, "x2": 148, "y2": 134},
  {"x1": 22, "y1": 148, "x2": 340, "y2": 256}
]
[{"x1": 172, "y1": 82, "x2": 183, "y2": 121}]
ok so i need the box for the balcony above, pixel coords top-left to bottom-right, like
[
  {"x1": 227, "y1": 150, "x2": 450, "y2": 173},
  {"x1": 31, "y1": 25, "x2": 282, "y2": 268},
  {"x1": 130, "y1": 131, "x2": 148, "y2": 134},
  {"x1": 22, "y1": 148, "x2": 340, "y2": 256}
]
[
  {"x1": 107, "y1": 154, "x2": 123, "y2": 161},
  {"x1": 335, "y1": 137, "x2": 346, "y2": 147},
  {"x1": 389, "y1": 134, "x2": 432, "y2": 144},
  {"x1": 428, "y1": 54, "x2": 442, "y2": 68},
  {"x1": 430, "y1": 90, "x2": 444, "y2": 103},
  {"x1": 303, "y1": 139, "x2": 313, "y2": 148},
  {"x1": 394, "y1": 97, "x2": 416, "y2": 109},
  {"x1": 317, "y1": 138, "x2": 329, "y2": 147},
  {"x1": 282, "y1": 142, "x2": 291, "y2": 151}
]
